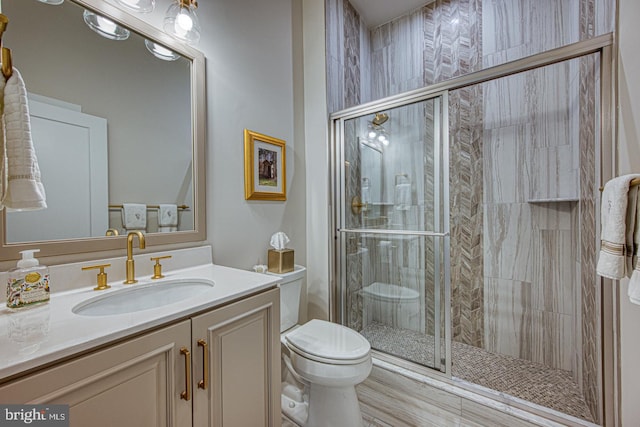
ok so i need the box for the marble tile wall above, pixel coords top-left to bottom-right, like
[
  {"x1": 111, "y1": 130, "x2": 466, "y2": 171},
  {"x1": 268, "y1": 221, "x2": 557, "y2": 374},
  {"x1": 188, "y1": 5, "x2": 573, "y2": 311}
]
[
  {"x1": 481, "y1": 7, "x2": 582, "y2": 375},
  {"x1": 481, "y1": 0, "x2": 610, "y2": 421},
  {"x1": 423, "y1": 0, "x2": 484, "y2": 348},
  {"x1": 327, "y1": 0, "x2": 366, "y2": 331},
  {"x1": 579, "y1": 0, "x2": 600, "y2": 417}
]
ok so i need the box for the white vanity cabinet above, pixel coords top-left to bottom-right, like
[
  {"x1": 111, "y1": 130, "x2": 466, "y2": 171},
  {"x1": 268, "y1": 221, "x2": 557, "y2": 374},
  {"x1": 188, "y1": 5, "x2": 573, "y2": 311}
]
[
  {"x1": 191, "y1": 287, "x2": 281, "y2": 427},
  {"x1": 0, "y1": 287, "x2": 281, "y2": 427},
  {"x1": 0, "y1": 319, "x2": 193, "y2": 427}
]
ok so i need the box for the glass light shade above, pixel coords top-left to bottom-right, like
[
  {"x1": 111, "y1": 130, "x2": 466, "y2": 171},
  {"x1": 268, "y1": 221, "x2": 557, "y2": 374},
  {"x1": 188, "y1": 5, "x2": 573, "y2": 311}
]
[
  {"x1": 163, "y1": 2, "x2": 201, "y2": 45},
  {"x1": 144, "y1": 39, "x2": 180, "y2": 61},
  {"x1": 116, "y1": 0, "x2": 155, "y2": 14},
  {"x1": 83, "y1": 10, "x2": 130, "y2": 41},
  {"x1": 37, "y1": 0, "x2": 65, "y2": 4}
]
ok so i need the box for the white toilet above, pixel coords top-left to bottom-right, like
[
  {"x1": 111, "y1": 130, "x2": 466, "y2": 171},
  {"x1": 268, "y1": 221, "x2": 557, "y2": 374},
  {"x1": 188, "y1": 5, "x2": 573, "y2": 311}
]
[{"x1": 269, "y1": 266, "x2": 372, "y2": 427}]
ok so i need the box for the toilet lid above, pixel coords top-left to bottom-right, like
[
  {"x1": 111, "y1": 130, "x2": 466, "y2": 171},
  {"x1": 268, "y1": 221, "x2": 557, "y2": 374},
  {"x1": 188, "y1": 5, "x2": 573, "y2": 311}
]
[{"x1": 285, "y1": 319, "x2": 370, "y2": 362}]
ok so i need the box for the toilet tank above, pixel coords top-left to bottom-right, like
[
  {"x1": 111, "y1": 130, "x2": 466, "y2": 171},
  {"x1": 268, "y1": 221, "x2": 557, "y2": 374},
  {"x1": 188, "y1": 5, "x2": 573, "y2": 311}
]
[{"x1": 267, "y1": 265, "x2": 306, "y2": 332}]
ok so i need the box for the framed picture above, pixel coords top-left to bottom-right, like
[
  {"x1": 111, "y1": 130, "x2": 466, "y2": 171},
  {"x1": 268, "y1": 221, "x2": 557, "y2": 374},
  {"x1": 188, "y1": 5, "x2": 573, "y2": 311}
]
[{"x1": 244, "y1": 129, "x2": 287, "y2": 201}]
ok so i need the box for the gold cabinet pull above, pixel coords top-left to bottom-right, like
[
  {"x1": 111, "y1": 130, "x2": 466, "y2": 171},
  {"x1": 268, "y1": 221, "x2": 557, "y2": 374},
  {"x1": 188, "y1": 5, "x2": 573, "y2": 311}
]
[
  {"x1": 180, "y1": 347, "x2": 191, "y2": 401},
  {"x1": 197, "y1": 339, "x2": 208, "y2": 390}
]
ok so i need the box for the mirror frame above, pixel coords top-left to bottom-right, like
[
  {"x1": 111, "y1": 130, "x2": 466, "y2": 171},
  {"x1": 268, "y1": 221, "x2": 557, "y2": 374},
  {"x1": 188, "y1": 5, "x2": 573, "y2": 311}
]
[{"x1": 0, "y1": 0, "x2": 206, "y2": 259}]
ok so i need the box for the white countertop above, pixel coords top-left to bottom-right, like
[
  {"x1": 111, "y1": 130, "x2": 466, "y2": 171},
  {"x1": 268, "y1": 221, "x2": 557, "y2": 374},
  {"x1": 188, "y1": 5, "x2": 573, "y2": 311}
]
[{"x1": 0, "y1": 263, "x2": 279, "y2": 381}]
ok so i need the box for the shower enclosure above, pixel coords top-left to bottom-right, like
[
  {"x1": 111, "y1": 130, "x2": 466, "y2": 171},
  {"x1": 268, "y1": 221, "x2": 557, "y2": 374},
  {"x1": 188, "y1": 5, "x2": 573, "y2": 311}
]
[{"x1": 331, "y1": 36, "x2": 614, "y2": 424}]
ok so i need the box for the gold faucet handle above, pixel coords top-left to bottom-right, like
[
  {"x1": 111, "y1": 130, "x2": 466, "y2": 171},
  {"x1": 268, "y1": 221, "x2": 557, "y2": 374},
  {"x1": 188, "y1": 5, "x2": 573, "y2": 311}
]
[
  {"x1": 82, "y1": 263, "x2": 112, "y2": 291},
  {"x1": 150, "y1": 256, "x2": 172, "y2": 279}
]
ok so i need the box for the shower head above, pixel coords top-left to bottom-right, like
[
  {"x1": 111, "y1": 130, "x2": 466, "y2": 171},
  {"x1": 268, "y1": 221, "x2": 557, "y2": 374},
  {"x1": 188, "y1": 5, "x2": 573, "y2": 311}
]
[{"x1": 372, "y1": 112, "x2": 388, "y2": 126}]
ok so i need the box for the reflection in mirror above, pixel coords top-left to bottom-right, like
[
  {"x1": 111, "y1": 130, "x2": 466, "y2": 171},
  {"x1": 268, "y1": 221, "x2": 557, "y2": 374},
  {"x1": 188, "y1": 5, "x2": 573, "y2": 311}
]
[{"x1": 0, "y1": 0, "x2": 206, "y2": 258}]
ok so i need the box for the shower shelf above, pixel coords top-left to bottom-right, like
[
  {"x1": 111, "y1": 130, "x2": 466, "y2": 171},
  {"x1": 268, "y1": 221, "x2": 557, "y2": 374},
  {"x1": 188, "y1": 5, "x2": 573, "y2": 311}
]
[{"x1": 527, "y1": 198, "x2": 579, "y2": 204}]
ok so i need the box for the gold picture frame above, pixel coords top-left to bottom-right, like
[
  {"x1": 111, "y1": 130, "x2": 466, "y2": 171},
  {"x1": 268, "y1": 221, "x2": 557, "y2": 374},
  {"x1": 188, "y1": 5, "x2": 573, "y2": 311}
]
[{"x1": 244, "y1": 129, "x2": 287, "y2": 201}]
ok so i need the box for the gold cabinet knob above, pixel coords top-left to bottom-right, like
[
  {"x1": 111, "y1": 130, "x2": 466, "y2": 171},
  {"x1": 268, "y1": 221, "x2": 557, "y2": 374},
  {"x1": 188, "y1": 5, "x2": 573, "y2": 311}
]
[
  {"x1": 82, "y1": 263, "x2": 112, "y2": 291},
  {"x1": 150, "y1": 255, "x2": 172, "y2": 279}
]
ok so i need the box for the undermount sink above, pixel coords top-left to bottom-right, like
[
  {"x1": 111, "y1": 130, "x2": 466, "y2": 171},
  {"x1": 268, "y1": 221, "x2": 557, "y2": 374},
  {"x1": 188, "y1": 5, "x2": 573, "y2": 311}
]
[{"x1": 72, "y1": 278, "x2": 215, "y2": 316}]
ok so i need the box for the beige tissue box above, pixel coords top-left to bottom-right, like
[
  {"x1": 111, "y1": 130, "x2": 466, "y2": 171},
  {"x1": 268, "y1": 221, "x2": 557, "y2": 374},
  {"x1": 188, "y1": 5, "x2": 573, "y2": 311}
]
[{"x1": 268, "y1": 249, "x2": 294, "y2": 273}]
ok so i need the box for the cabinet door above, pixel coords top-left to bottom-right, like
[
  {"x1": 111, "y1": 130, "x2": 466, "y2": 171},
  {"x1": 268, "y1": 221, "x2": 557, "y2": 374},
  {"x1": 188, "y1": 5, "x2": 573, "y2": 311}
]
[
  {"x1": 0, "y1": 320, "x2": 192, "y2": 427},
  {"x1": 191, "y1": 288, "x2": 280, "y2": 427}
]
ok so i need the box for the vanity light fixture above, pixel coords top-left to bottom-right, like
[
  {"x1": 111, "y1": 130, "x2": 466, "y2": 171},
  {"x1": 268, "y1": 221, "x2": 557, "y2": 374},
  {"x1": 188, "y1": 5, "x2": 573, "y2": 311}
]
[
  {"x1": 144, "y1": 39, "x2": 180, "y2": 61},
  {"x1": 83, "y1": 10, "x2": 130, "y2": 41},
  {"x1": 36, "y1": 0, "x2": 65, "y2": 5},
  {"x1": 163, "y1": 0, "x2": 200, "y2": 45},
  {"x1": 116, "y1": 0, "x2": 155, "y2": 14}
]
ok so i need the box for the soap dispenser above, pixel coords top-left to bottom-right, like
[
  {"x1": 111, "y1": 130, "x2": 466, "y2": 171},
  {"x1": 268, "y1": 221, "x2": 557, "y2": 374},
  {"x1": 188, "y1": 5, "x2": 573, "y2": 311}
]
[{"x1": 6, "y1": 249, "x2": 50, "y2": 310}]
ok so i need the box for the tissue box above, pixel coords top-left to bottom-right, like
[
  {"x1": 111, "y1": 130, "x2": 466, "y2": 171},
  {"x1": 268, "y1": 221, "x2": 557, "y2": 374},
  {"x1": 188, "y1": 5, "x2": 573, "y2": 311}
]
[{"x1": 268, "y1": 249, "x2": 294, "y2": 273}]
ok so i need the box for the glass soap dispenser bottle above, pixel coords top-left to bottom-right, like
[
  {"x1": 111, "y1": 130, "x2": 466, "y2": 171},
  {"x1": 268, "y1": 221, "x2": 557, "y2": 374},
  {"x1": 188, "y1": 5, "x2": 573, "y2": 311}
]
[{"x1": 6, "y1": 249, "x2": 50, "y2": 310}]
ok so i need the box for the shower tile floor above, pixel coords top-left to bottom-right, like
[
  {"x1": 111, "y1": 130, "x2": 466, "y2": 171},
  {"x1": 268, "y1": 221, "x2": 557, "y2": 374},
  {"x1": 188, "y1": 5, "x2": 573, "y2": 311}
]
[{"x1": 360, "y1": 322, "x2": 595, "y2": 423}]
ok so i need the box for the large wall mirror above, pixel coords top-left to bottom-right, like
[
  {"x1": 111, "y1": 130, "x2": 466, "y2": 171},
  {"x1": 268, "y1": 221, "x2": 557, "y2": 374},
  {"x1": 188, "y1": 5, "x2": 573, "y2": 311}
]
[{"x1": 0, "y1": 0, "x2": 206, "y2": 259}]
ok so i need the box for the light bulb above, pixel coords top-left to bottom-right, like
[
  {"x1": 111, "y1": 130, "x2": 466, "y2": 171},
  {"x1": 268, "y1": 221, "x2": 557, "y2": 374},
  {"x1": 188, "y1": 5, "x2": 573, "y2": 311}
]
[
  {"x1": 144, "y1": 39, "x2": 180, "y2": 61},
  {"x1": 164, "y1": 1, "x2": 201, "y2": 45},
  {"x1": 368, "y1": 131, "x2": 376, "y2": 139},
  {"x1": 83, "y1": 10, "x2": 130, "y2": 41},
  {"x1": 96, "y1": 16, "x2": 117, "y2": 34},
  {"x1": 176, "y1": 12, "x2": 194, "y2": 32}
]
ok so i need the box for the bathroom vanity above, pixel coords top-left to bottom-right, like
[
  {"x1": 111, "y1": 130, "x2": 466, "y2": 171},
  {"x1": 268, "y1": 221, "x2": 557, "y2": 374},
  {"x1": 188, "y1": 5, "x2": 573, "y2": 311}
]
[{"x1": 0, "y1": 250, "x2": 281, "y2": 427}]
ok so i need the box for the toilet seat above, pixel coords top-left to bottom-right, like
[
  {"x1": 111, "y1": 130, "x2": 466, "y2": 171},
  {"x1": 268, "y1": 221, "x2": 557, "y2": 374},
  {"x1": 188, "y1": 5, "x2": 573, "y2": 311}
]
[
  {"x1": 362, "y1": 282, "x2": 420, "y2": 301},
  {"x1": 285, "y1": 319, "x2": 371, "y2": 365}
]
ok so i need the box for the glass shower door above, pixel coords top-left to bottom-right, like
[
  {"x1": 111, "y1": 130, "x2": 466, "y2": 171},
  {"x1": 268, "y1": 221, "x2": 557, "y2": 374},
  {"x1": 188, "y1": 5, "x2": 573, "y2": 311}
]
[{"x1": 335, "y1": 94, "x2": 451, "y2": 374}]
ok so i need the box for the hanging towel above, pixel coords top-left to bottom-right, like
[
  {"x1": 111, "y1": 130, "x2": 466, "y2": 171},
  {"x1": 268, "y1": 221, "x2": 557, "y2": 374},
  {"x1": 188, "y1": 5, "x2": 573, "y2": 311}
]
[
  {"x1": 394, "y1": 183, "x2": 411, "y2": 211},
  {"x1": 626, "y1": 186, "x2": 639, "y2": 274},
  {"x1": 0, "y1": 68, "x2": 46, "y2": 211},
  {"x1": 122, "y1": 203, "x2": 147, "y2": 231},
  {"x1": 158, "y1": 204, "x2": 178, "y2": 232},
  {"x1": 597, "y1": 174, "x2": 640, "y2": 279},
  {"x1": 629, "y1": 192, "x2": 640, "y2": 305}
]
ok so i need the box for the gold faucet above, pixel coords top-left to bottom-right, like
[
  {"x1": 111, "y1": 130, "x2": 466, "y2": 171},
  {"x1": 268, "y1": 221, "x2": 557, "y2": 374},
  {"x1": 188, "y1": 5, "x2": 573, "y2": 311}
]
[{"x1": 124, "y1": 231, "x2": 146, "y2": 284}]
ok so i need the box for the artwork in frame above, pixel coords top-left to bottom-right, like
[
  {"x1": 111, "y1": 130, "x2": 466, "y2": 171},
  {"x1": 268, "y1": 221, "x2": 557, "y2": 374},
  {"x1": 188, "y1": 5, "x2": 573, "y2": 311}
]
[{"x1": 244, "y1": 129, "x2": 287, "y2": 201}]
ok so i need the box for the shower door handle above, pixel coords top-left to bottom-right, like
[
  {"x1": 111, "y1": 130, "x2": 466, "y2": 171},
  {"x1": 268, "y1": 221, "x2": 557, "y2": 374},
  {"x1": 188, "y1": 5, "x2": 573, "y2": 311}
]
[{"x1": 351, "y1": 196, "x2": 367, "y2": 214}]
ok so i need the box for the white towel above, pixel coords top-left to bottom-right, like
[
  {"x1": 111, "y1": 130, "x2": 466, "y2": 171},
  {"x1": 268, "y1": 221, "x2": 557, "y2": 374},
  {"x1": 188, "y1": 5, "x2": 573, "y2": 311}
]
[
  {"x1": 0, "y1": 68, "x2": 47, "y2": 211},
  {"x1": 158, "y1": 204, "x2": 178, "y2": 232},
  {"x1": 629, "y1": 192, "x2": 640, "y2": 305},
  {"x1": 394, "y1": 183, "x2": 411, "y2": 211},
  {"x1": 122, "y1": 203, "x2": 147, "y2": 231},
  {"x1": 626, "y1": 186, "x2": 639, "y2": 274},
  {"x1": 597, "y1": 174, "x2": 640, "y2": 279}
]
